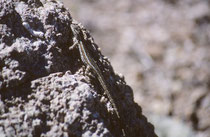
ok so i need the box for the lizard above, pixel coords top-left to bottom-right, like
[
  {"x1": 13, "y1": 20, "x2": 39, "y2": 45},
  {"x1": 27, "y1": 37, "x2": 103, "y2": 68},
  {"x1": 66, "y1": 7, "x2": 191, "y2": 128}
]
[{"x1": 70, "y1": 22, "x2": 126, "y2": 136}]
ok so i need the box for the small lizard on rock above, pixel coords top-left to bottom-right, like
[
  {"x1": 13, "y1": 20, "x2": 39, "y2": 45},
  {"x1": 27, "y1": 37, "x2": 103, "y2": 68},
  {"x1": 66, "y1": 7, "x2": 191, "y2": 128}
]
[{"x1": 70, "y1": 21, "x2": 126, "y2": 136}]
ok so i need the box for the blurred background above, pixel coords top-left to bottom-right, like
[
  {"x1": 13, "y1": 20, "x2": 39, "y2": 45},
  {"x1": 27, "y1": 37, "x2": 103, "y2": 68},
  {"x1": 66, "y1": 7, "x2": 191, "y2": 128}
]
[{"x1": 59, "y1": 0, "x2": 210, "y2": 137}]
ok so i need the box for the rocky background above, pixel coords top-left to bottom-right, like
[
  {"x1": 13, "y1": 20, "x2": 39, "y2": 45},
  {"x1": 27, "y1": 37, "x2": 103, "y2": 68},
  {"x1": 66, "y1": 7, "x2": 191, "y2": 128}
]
[{"x1": 60, "y1": 0, "x2": 210, "y2": 137}]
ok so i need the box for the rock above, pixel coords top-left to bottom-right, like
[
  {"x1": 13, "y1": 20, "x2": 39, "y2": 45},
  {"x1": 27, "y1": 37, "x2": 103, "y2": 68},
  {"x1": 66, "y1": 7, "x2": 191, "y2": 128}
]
[
  {"x1": 0, "y1": 0, "x2": 157, "y2": 137},
  {"x1": 60, "y1": 0, "x2": 210, "y2": 137}
]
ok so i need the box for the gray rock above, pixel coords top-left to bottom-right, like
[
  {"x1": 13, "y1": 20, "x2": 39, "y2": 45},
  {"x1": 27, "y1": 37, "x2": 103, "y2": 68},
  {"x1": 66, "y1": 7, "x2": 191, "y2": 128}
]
[{"x1": 0, "y1": 0, "x2": 157, "y2": 137}]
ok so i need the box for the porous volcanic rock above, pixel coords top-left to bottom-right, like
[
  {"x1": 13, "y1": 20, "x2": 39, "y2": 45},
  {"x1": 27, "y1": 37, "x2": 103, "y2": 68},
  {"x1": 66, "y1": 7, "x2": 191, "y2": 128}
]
[{"x1": 0, "y1": 0, "x2": 157, "y2": 137}]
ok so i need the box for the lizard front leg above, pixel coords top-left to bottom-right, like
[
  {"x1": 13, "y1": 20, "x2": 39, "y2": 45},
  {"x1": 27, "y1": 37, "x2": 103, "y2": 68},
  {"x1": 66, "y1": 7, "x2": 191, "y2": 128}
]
[{"x1": 69, "y1": 37, "x2": 79, "y2": 51}]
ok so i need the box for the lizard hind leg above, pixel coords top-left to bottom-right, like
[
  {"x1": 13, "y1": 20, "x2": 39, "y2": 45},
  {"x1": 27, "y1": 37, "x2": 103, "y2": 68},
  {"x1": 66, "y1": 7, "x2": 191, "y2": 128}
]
[
  {"x1": 84, "y1": 65, "x2": 98, "y2": 80},
  {"x1": 84, "y1": 65, "x2": 95, "y2": 78}
]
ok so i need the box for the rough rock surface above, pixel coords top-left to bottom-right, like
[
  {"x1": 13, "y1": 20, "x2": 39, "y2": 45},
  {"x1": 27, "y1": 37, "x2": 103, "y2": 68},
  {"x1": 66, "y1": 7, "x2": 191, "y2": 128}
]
[
  {"x1": 61, "y1": 0, "x2": 210, "y2": 137},
  {"x1": 0, "y1": 0, "x2": 157, "y2": 137}
]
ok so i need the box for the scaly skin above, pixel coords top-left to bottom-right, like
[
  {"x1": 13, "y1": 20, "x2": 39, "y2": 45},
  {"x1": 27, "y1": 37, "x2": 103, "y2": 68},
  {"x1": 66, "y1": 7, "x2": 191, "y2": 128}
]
[{"x1": 70, "y1": 22, "x2": 126, "y2": 136}]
